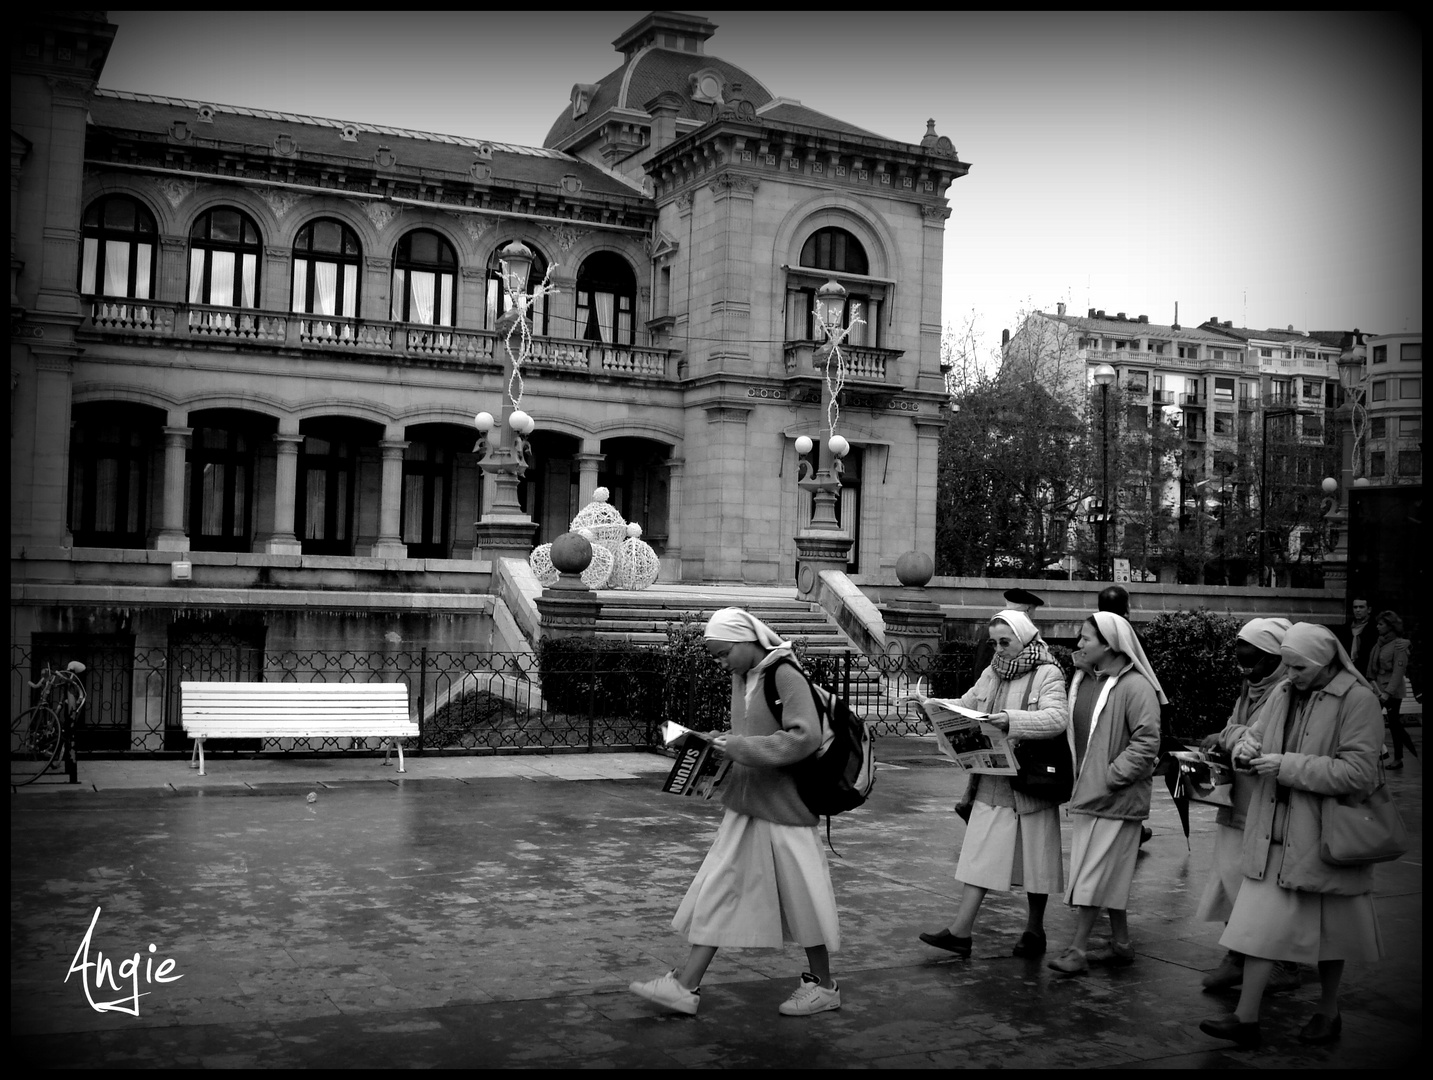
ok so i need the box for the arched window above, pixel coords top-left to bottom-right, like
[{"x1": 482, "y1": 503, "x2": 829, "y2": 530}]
[
  {"x1": 391, "y1": 229, "x2": 456, "y2": 326},
  {"x1": 80, "y1": 195, "x2": 157, "y2": 302},
  {"x1": 186, "y1": 412, "x2": 260, "y2": 552},
  {"x1": 575, "y1": 252, "x2": 636, "y2": 345},
  {"x1": 786, "y1": 226, "x2": 881, "y2": 347},
  {"x1": 292, "y1": 219, "x2": 361, "y2": 333},
  {"x1": 188, "y1": 208, "x2": 262, "y2": 308},
  {"x1": 800, "y1": 227, "x2": 868, "y2": 276},
  {"x1": 485, "y1": 241, "x2": 550, "y2": 335}
]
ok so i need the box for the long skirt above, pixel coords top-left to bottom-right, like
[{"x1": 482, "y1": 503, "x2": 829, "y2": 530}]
[
  {"x1": 1219, "y1": 843, "x2": 1383, "y2": 964},
  {"x1": 672, "y1": 809, "x2": 840, "y2": 950},
  {"x1": 955, "y1": 802, "x2": 1065, "y2": 894},
  {"x1": 1194, "y1": 823, "x2": 1245, "y2": 923},
  {"x1": 1064, "y1": 814, "x2": 1142, "y2": 909}
]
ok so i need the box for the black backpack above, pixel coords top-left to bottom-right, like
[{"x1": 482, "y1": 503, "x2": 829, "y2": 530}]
[{"x1": 762, "y1": 657, "x2": 876, "y2": 850}]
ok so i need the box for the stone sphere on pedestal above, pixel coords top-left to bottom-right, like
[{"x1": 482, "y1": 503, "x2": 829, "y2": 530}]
[
  {"x1": 895, "y1": 550, "x2": 934, "y2": 587},
  {"x1": 550, "y1": 531, "x2": 593, "y2": 576}
]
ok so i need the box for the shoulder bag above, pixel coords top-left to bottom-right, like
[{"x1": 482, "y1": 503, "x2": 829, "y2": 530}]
[
  {"x1": 1317, "y1": 702, "x2": 1410, "y2": 867},
  {"x1": 1008, "y1": 665, "x2": 1075, "y2": 805}
]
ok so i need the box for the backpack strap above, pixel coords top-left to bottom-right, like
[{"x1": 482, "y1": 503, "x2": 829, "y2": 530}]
[{"x1": 762, "y1": 655, "x2": 813, "y2": 722}]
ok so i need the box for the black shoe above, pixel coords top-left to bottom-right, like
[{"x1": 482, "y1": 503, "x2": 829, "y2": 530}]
[
  {"x1": 919, "y1": 930, "x2": 972, "y2": 957},
  {"x1": 1298, "y1": 1011, "x2": 1342, "y2": 1044},
  {"x1": 1199, "y1": 1014, "x2": 1261, "y2": 1048},
  {"x1": 1387, "y1": 760, "x2": 1404, "y2": 771},
  {"x1": 1012, "y1": 931, "x2": 1047, "y2": 957},
  {"x1": 1139, "y1": 825, "x2": 1153, "y2": 846}
]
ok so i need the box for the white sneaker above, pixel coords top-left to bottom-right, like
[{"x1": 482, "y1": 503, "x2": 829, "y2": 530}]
[
  {"x1": 629, "y1": 970, "x2": 699, "y2": 1015},
  {"x1": 778, "y1": 973, "x2": 841, "y2": 1016}
]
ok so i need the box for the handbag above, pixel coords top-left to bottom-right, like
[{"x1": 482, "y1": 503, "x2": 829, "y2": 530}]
[
  {"x1": 1006, "y1": 667, "x2": 1075, "y2": 804},
  {"x1": 1319, "y1": 780, "x2": 1409, "y2": 866}
]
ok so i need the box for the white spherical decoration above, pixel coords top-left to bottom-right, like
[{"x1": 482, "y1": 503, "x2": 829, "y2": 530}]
[
  {"x1": 580, "y1": 543, "x2": 615, "y2": 590},
  {"x1": 794, "y1": 435, "x2": 813, "y2": 455},
  {"x1": 528, "y1": 543, "x2": 559, "y2": 587},
  {"x1": 509, "y1": 409, "x2": 534, "y2": 434},
  {"x1": 474, "y1": 411, "x2": 495, "y2": 433},
  {"x1": 578, "y1": 527, "x2": 596, "y2": 541},
  {"x1": 829, "y1": 434, "x2": 850, "y2": 458},
  {"x1": 592, "y1": 486, "x2": 610, "y2": 502},
  {"x1": 627, "y1": 523, "x2": 642, "y2": 538}
]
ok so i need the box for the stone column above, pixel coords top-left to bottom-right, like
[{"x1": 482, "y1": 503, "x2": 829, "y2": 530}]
[
  {"x1": 29, "y1": 351, "x2": 77, "y2": 549},
  {"x1": 663, "y1": 456, "x2": 685, "y2": 568},
  {"x1": 154, "y1": 423, "x2": 192, "y2": 551},
  {"x1": 575, "y1": 443, "x2": 605, "y2": 507},
  {"x1": 266, "y1": 430, "x2": 304, "y2": 555},
  {"x1": 371, "y1": 434, "x2": 409, "y2": 559}
]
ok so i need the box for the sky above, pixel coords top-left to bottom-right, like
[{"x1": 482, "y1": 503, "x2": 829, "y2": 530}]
[{"x1": 99, "y1": 11, "x2": 1422, "y2": 365}]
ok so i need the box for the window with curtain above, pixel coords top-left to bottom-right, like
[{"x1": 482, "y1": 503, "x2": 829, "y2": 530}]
[
  {"x1": 484, "y1": 241, "x2": 550, "y2": 335},
  {"x1": 296, "y1": 430, "x2": 356, "y2": 556},
  {"x1": 292, "y1": 218, "x2": 361, "y2": 338},
  {"x1": 392, "y1": 229, "x2": 456, "y2": 328},
  {"x1": 400, "y1": 440, "x2": 453, "y2": 558},
  {"x1": 188, "y1": 208, "x2": 261, "y2": 308},
  {"x1": 68, "y1": 406, "x2": 156, "y2": 548},
  {"x1": 788, "y1": 226, "x2": 881, "y2": 346},
  {"x1": 575, "y1": 252, "x2": 636, "y2": 345},
  {"x1": 79, "y1": 196, "x2": 157, "y2": 308},
  {"x1": 185, "y1": 421, "x2": 255, "y2": 552}
]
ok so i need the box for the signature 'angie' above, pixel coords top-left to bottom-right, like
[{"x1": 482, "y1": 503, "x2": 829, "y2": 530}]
[{"x1": 65, "y1": 906, "x2": 183, "y2": 1016}]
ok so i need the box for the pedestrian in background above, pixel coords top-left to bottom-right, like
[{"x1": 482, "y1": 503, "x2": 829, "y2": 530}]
[
  {"x1": 1200, "y1": 623, "x2": 1384, "y2": 1049},
  {"x1": 919, "y1": 610, "x2": 1068, "y2": 960},
  {"x1": 1335, "y1": 597, "x2": 1376, "y2": 675},
  {"x1": 1196, "y1": 618, "x2": 1301, "y2": 995},
  {"x1": 1048, "y1": 612, "x2": 1165, "y2": 975},
  {"x1": 629, "y1": 608, "x2": 842, "y2": 1018},
  {"x1": 1366, "y1": 611, "x2": 1416, "y2": 770}
]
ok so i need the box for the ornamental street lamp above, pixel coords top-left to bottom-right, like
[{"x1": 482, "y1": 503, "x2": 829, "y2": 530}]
[
  {"x1": 1093, "y1": 363, "x2": 1117, "y2": 581},
  {"x1": 1320, "y1": 334, "x2": 1367, "y2": 590},
  {"x1": 792, "y1": 279, "x2": 857, "y2": 599},
  {"x1": 474, "y1": 240, "x2": 543, "y2": 560}
]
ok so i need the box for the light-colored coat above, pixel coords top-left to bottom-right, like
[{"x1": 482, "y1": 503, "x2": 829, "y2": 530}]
[
  {"x1": 1219, "y1": 669, "x2": 1381, "y2": 896},
  {"x1": 957, "y1": 663, "x2": 1069, "y2": 815},
  {"x1": 1066, "y1": 667, "x2": 1162, "y2": 820}
]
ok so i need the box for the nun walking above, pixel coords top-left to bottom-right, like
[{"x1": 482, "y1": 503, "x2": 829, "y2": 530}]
[{"x1": 1048, "y1": 611, "x2": 1165, "y2": 974}]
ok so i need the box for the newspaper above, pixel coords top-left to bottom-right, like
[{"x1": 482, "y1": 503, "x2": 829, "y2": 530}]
[
  {"x1": 1169, "y1": 745, "x2": 1234, "y2": 807},
  {"x1": 913, "y1": 697, "x2": 1018, "y2": 775},
  {"x1": 660, "y1": 725, "x2": 730, "y2": 800}
]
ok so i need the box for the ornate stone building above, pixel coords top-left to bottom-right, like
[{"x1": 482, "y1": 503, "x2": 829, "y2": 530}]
[{"x1": 11, "y1": 12, "x2": 966, "y2": 727}]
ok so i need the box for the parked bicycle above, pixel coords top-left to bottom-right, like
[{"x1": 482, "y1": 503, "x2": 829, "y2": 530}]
[{"x1": 11, "y1": 661, "x2": 85, "y2": 787}]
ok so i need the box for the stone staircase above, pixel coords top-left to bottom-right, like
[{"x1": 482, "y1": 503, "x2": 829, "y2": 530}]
[{"x1": 592, "y1": 584, "x2": 857, "y2": 653}]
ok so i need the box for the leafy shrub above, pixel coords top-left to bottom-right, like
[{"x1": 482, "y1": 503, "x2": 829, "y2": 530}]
[{"x1": 1140, "y1": 609, "x2": 1243, "y2": 742}]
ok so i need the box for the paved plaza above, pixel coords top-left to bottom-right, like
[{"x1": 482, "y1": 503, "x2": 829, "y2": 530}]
[{"x1": 11, "y1": 736, "x2": 1421, "y2": 1069}]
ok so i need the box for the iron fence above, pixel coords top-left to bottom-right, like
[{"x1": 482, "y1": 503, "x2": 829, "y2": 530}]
[{"x1": 10, "y1": 642, "x2": 943, "y2": 762}]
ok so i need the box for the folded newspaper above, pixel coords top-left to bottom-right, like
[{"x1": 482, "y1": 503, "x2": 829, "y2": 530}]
[
  {"x1": 1169, "y1": 746, "x2": 1234, "y2": 808},
  {"x1": 912, "y1": 697, "x2": 1018, "y2": 775},
  {"x1": 661, "y1": 723, "x2": 730, "y2": 800}
]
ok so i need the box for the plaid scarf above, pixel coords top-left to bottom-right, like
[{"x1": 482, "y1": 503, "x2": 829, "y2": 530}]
[{"x1": 991, "y1": 637, "x2": 1053, "y2": 680}]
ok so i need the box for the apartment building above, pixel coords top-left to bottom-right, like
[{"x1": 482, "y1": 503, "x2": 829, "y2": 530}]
[{"x1": 1361, "y1": 332, "x2": 1423, "y2": 486}]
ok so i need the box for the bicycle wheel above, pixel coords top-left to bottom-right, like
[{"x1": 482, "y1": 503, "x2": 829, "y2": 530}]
[{"x1": 11, "y1": 705, "x2": 63, "y2": 785}]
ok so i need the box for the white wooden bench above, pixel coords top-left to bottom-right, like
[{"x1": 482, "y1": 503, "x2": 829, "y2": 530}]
[{"x1": 180, "y1": 682, "x2": 418, "y2": 775}]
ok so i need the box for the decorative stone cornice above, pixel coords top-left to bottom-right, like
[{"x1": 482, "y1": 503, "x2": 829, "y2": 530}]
[{"x1": 708, "y1": 171, "x2": 759, "y2": 197}]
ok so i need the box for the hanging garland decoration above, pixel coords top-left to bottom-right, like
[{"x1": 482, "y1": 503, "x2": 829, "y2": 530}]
[
  {"x1": 501, "y1": 262, "x2": 562, "y2": 413},
  {"x1": 813, "y1": 299, "x2": 866, "y2": 440}
]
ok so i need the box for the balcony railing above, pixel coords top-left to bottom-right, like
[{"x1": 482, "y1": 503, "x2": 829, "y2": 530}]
[
  {"x1": 783, "y1": 341, "x2": 904, "y2": 385},
  {"x1": 81, "y1": 300, "x2": 677, "y2": 381},
  {"x1": 1152, "y1": 390, "x2": 1175, "y2": 405},
  {"x1": 1180, "y1": 392, "x2": 1205, "y2": 407}
]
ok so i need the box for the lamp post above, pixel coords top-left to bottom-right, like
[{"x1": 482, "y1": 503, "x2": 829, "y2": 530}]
[
  {"x1": 473, "y1": 240, "x2": 541, "y2": 561},
  {"x1": 792, "y1": 279, "x2": 856, "y2": 600},
  {"x1": 1320, "y1": 334, "x2": 1367, "y2": 590},
  {"x1": 1092, "y1": 363, "x2": 1117, "y2": 581}
]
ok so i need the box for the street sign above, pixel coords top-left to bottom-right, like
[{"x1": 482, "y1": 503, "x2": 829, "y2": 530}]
[{"x1": 1113, "y1": 557, "x2": 1131, "y2": 583}]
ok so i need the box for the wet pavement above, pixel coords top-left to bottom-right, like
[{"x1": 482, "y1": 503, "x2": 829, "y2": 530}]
[{"x1": 11, "y1": 737, "x2": 1422, "y2": 1069}]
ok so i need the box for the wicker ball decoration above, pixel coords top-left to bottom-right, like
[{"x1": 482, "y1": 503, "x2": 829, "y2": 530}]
[
  {"x1": 579, "y1": 541, "x2": 615, "y2": 590},
  {"x1": 621, "y1": 536, "x2": 660, "y2": 589},
  {"x1": 569, "y1": 487, "x2": 627, "y2": 587},
  {"x1": 528, "y1": 543, "x2": 559, "y2": 587}
]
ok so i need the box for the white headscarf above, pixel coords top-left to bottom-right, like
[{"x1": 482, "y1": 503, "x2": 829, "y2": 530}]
[
  {"x1": 1280, "y1": 622, "x2": 1375, "y2": 692},
  {"x1": 1237, "y1": 617, "x2": 1293, "y2": 656},
  {"x1": 703, "y1": 607, "x2": 787, "y2": 650},
  {"x1": 990, "y1": 609, "x2": 1039, "y2": 648},
  {"x1": 1090, "y1": 610, "x2": 1168, "y2": 704}
]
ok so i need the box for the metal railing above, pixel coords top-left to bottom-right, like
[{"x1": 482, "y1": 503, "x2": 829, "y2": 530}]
[{"x1": 11, "y1": 643, "x2": 938, "y2": 761}]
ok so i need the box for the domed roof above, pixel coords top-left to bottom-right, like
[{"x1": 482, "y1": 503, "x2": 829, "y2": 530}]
[{"x1": 544, "y1": 14, "x2": 774, "y2": 151}]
